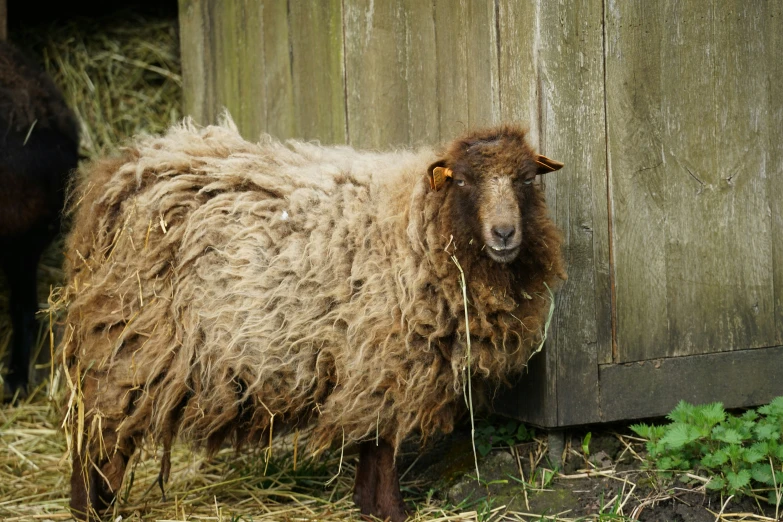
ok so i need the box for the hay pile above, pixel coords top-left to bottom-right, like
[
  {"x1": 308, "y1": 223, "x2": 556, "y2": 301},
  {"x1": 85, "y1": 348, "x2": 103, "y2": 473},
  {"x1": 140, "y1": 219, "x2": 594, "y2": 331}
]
[{"x1": 15, "y1": 10, "x2": 182, "y2": 160}]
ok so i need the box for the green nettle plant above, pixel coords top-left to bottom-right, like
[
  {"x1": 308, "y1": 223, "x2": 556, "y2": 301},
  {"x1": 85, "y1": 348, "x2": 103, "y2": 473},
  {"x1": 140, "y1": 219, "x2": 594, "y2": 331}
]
[
  {"x1": 475, "y1": 419, "x2": 534, "y2": 457},
  {"x1": 631, "y1": 397, "x2": 783, "y2": 508}
]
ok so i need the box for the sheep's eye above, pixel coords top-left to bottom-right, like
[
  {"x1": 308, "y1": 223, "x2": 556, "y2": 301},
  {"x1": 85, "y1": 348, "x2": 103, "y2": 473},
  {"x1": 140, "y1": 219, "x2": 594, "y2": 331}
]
[
  {"x1": 523, "y1": 178, "x2": 534, "y2": 186},
  {"x1": 455, "y1": 179, "x2": 466, "y2": 187}
]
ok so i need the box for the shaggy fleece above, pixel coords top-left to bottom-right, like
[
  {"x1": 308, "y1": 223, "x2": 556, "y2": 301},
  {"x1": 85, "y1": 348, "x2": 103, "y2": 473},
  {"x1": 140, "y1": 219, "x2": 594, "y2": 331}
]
[{"x1": 63, "y1": 116, "x2": 565, "y2": 471}]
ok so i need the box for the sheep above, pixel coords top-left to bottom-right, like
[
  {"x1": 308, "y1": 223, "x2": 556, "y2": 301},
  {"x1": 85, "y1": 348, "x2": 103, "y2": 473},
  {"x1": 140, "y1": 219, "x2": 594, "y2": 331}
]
[
  {"x1": 0, "y1": 41, "x2": 79, "y2": 397},
  {"x1": 62, "y1": 116, "x2": 566, "y2": 521}
]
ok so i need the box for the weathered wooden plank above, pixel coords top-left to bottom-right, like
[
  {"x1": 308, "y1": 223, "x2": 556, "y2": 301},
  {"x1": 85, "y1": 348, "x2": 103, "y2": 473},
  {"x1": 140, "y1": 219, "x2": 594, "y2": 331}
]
[
  {"x1": 497, "y1": 1, "x2": 537, "y2": 135},
  {"x1": 603, "y1": 2, "x2": 668, "y2": 364},
  {"x1": 492, "y1": 349, "x2": 557, "y2": 428},
  {"x1": 769, "y1": 4, "x2": 783, "y2": 344},
  {"x1": 216, "y1": 1, "x2": 266, "y2": 139},
  {"x1": 179, "y1": 0, "x2": 215, "y2": 125},
  {"x1": 608, "y1": 2, "x2": 778, "y2": 363},
  {"x1": 344, "y1": 0, "x2": 438, "y2": 150},
  {"x1": 344, "y1": 0, "x2": 410, "y2": 149},
  {"x1": 538, "y1": 0, "x2": 608, "y2": 426},
  {"x1": 434, "y1": 0, "x2": 498, "y2": 141},
  {"x1": 0, "y1": 0, "x2": 7, "y2": 42},
  {"x1": 599, "y1": 346, "x2": 783, "y2": 422},
  {"x1": 288, "y1": 0, "x2": 347, "y2": 144},
  {"x1": 433, "y1": 0, "x2": 467, "y2": 141},
  {"x1": 402, "y1": 0, "x2": 438, "y2": 147},
  {"x1": 261, "y1": 0, "x2": 295, "y2": 141},
  {"x1": 465, "y1": 0, "x2": 498, "y2": 129}
]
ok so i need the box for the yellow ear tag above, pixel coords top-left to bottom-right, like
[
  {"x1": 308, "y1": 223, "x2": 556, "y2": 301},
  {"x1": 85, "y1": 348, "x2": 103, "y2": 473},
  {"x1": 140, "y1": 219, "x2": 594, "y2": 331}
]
[{"x1": 429, "y1": 166, "x2": 453, "y2": 191}]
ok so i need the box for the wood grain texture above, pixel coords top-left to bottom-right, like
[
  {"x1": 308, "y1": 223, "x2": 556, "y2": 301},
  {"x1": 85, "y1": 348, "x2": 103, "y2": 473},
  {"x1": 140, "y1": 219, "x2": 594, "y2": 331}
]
[
  {"x1": 768, "y1": 4, "x2": 783, "y2": 345},
  {"x1": 402, "y1": 0, "x2": 439, "y2": 147},
  {"x1": 599, "y1": 346, "x2": 783, "y2": 423},
  {"x1": 538, "y1": 0, "x2": 609, "y2": 425},
  {"x1": 344, "y1": 0, "x2": 410, "y2": 149},
  {"x1": 343, "y1": 0, "x2": 438, "y2": 150},
  {"x1": 433, "y1": 0, "x2": 498, "y2": 142},
  {"x1": 606, "y1": 2, "x2": 779, "y2": 363},
  {"x1": 0, "y1": 0, "x2": 7, "y2": 42},
  {"x1": 289, "y1": 0, "x2": 347, "y2": 144},
  {"x1": 179, "y1": 0, "x2": 214, "y2": 125},
  {"x1": 497, "y1": 1, "x2": 538, "y2": 139},
  {"x1": 261, "y1": 1, "x2": 295, "y2": 140}
]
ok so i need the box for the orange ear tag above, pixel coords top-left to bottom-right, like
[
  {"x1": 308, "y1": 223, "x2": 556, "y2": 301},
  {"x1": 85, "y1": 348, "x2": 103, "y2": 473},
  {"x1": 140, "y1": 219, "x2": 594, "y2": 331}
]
[{"x1": 429, "y1": 167, "x2": 454, "y2": 191}]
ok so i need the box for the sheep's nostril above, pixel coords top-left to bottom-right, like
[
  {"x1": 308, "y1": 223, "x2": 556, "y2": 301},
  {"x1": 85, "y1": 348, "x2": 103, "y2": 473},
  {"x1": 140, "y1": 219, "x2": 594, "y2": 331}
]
[{"x1": 491, "y1": 225, "x2": 516, "y2": 243}]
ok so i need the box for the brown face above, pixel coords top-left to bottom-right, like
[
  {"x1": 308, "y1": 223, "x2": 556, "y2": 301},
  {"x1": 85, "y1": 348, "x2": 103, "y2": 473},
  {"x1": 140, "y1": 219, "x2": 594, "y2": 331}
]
[{"x1": 429, "y1": 127, "x2": 563, "y2": 264}]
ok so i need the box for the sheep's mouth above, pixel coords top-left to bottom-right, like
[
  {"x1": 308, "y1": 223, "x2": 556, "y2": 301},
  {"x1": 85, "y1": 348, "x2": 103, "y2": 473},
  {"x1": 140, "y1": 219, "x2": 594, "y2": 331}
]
[{"x1": 486, "y1": 243, "x2": 520, "y2": 263}]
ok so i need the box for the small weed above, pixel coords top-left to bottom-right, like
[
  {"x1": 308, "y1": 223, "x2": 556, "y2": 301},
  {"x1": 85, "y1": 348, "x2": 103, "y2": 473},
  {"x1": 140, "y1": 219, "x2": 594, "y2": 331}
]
[
  {"x1": 632, "y1": 397, "x2": 783, "y2": 517},
  {"x1": 582, "y1": 432, "x2": 592, "y2": 457},
  {"x1": 475, "y1": 417, "x2": 534, "y2": 457}
]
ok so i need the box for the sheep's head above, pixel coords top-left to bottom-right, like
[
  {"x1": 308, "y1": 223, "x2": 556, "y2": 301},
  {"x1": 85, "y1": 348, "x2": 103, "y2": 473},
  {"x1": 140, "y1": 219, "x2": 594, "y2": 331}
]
[{"x1": 428, "y1": 126, "x2": 563, "y2": 263}]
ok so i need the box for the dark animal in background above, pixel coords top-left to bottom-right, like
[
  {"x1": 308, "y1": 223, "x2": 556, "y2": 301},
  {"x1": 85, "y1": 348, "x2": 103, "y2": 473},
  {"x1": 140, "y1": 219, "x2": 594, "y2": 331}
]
[
  {"x1": 0, "y1": 41, "x2": 79, "y2": 396},
  {"x1": 63, "y1": 118, "x2": 565, "y2": 521}
]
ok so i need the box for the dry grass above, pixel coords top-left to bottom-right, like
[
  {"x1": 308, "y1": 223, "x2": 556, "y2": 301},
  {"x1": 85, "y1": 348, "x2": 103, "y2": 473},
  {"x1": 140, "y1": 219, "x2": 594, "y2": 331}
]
[
  {"x1": 14, "y1": 10, "x2": 182, "y2": 160},
  {"x1": 0, "y1": 386, "x2": 485, "y2": 521}
]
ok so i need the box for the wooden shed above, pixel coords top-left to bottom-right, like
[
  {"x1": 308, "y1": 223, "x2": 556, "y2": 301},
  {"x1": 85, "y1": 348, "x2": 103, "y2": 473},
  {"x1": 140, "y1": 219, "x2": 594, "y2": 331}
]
[{"x1": 178, "y1": 0, "x2": 783, "y2": 429}]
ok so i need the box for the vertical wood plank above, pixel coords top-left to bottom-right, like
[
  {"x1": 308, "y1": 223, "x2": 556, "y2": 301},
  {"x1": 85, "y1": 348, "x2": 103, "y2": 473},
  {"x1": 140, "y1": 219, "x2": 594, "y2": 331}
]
[
  {"x1": 434, "y1": 0, "x2": 498, "y2": 142},
  {"x1": 465, "y1": 0, "x2": 499, "y2": 128},
  {"x1": 179, "y1": 0, "x2": 215, "y2": 125},
  {"x1": 769, "y1": 3, "x2": 783, "y2": 344},
  {"x1": 402, "y1": 0, "x2": 438, "y2": 147},
  {"x1": 608, "y1": 2, "x2": 778, "y2": 362},
  {"x1": 403, "y1": 0, "x2": 439, "y2": 145},
  {"x1": 538, "y1": 0, "x2": 608, "y2": 425},
  {"x1": 262, "y1": 0, "x2": 295, "y2": 140},
  {"x1": 0, "y1": 0, "x2": 7, "y2": 42},
  {"x1": 289, "y1": 0, "x2": 347, "y2": 144},
  {"x1": 215, "y1": 1, "x2": 266, "y2": 140},
  {"x1": 497, "y1": 1, "x2": 538, "y2": 139},
  {"x1": 344, "y1": 0, "x2": 409, "y2": 149},
  {"x1": 434, "y1": 0, "x2": 467, "y2": 141},
  {"x1": 604, "y1": 2, "x2": 669, "y2": 361},
  {"x1": 344, "y1": 0, "x2": 438, "y2": 150}
]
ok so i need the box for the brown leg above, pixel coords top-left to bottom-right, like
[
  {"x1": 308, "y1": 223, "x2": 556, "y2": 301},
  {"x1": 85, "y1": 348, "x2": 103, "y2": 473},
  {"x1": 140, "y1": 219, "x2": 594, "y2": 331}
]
[
  {"x1": 353, "y1": 439, "x2": 409, "y2": 522},
  {"x1": 70, "y1": 424, "x2": 134, "y2": 521},
  {"x1": 353, "y1": 441, "x2": 380, "y2": 516}
]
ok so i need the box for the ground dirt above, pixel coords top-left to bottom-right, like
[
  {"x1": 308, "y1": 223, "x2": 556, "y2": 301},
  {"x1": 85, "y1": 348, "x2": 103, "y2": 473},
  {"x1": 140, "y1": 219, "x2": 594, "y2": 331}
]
[{"x1": 401, "y1": 423, "x2": 781, "y2": 521}]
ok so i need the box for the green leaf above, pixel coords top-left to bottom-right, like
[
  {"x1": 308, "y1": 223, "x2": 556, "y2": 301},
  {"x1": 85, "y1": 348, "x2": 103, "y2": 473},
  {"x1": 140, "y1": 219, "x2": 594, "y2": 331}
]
[
  {"x1": 741, "y1": 410, "x2": 758, "y2": 423},
  {"x1": 726, "y1": 470, "x2": 751, "y2": 492},
  {"x1": 582, "y1": 432, "x2": 592, "y2": 457},
  {"x1": 712, "y1": 427, "x2": 744, "y2": 444},
  {"x1": 706, "y1": 476, "x2": 726, "y2": 490},
  {"x1": 765, "y1": 396, "x2": 783, "y2": 416},
  {"x1": 751, "y1": 463, "x2": 774, "y2": 485},
  {"x1": 668, "y1": 401, "x2": 696, "y2": 424},
  {"x1": 477, "y1": 442, "x2": 492, "y2": 457},
  {"x1": 657, "y1": 456, "x2": 674, "y2": 471},
  {"x1": 516, "y1": 424, "x2": 532, "y2": 442},
  {"x1": 630, "y1": 423, "x2": 652, "y2": 439},
  {"x1": 754, "y1": 422, "x2": 778, "y2": 441},
  {"x1": 660, "y1": 423, "x2": 695, "y2": 449},
  {"x1": 702, "y1": 448, "x2": 729, "y2": 468},
  {"x1": 743, "y1": 446, "x2": 766, "y2": 464},
  {"x1": 700, "y1": 402, "x2": 726, "y2": 426}
]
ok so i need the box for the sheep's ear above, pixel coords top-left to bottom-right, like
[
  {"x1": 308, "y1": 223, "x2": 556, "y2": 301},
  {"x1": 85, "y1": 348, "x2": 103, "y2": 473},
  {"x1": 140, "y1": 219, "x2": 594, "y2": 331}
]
[
  {"x1": 535, "y1": 155, "x2": 564, "y2": 174},
  {"x1": 427, "y1": 160, "x2": 453, "y2": 191}
]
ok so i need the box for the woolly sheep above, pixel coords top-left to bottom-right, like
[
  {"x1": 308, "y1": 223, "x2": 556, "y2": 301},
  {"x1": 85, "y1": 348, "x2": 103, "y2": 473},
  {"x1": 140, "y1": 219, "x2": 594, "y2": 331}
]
[
  {"x1": 63, "y1": 117, "x2": 566, "y2": 521},
  {"x1": 0, "y1": 41, "x2": 79, "y2": 398}
]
